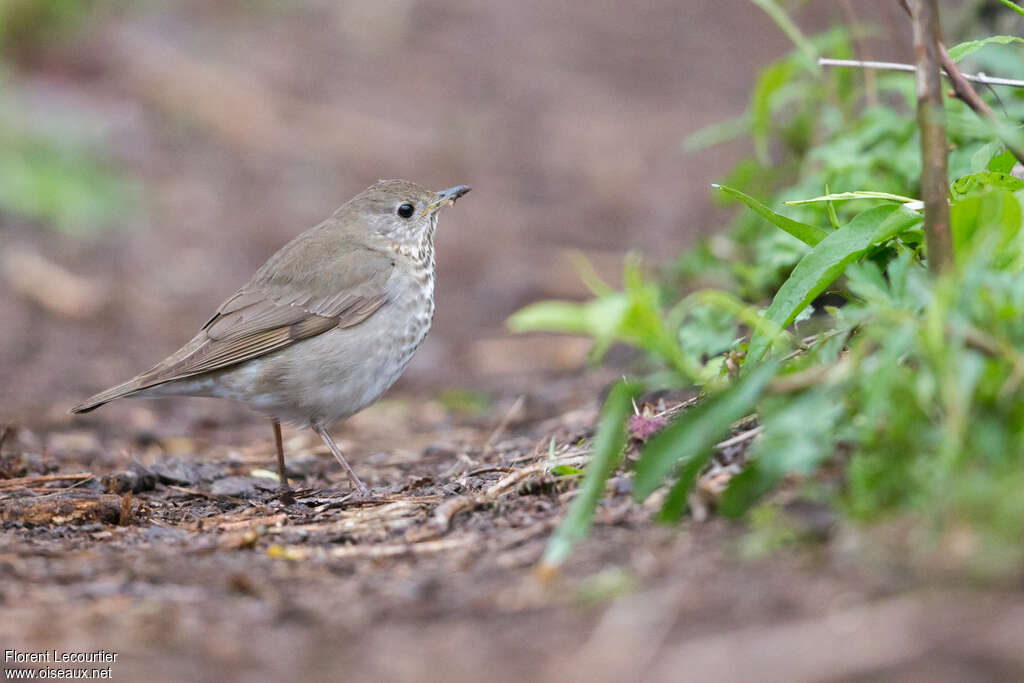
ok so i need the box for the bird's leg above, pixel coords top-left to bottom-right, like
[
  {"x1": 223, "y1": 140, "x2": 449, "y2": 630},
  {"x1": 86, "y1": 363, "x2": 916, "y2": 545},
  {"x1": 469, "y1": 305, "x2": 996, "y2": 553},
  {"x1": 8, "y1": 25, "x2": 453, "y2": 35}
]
[
  {"x1": 272, "y1": 419, "x2": 295, "y2": 504},
  {"x1": 313, "y1": 425, "x2": 369, "y2": 495}
]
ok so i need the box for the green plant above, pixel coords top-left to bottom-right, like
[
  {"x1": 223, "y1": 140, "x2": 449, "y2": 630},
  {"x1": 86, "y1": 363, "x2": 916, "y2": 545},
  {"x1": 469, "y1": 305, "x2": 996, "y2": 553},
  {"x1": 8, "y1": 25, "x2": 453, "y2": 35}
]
[{"x1": 523, "y1": 4, "x2": 1024, "y2": 576}]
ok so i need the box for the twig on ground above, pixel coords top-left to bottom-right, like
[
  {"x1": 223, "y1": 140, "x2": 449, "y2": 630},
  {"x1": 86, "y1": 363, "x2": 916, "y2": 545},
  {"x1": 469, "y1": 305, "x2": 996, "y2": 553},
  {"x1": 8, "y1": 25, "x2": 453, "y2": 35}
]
[
  {"x1": 432, "y1": 451, "x2": 592, "y2": 533},
  {"x1": 165, "y1": 484, "x2": 249, "y2": 507},
  {"x1": 714, "y1": 426, "x2": 764, "y2": 451},
  {"x1": 483, "y1": 395, "x2": 526, "y2": 454},
  {"x1": 212, "y1": 513, "x2": 289, "y2": 533},
  {"x1": 328, "y1": 534, "x2": 476, "y2": 559},
  {"x1": 0, "y1": 472, "x2": 94, "y2": 490}
]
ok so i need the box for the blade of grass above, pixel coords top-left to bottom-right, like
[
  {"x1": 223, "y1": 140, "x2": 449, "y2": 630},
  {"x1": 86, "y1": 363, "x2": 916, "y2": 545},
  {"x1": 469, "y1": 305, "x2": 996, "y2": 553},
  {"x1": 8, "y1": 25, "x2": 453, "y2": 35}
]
[
  {"x1": 825, "y1": 184, "x2": 841, "y2": 231},
  {"x1": 714, "y1": 184, "x2": 828, "y2": 246},
  {"x1": 633, "y1": 361, "x2": 778, "y2": 504},
  {"x1": 749, "y1": 0, "x2": 820, "y2": 74},
  {"x1": 747, "y1": 204, "x2": 923, "y2": 361},
  {"x1": 785, "y1": 191, "x2": 919, "y2": 206},
  {"x1": 538, "y1": 380, "x2": 642, "y2": 574},
  {"x1": 683, "y1": 114, "x2": 750, "y2": 153},
  {"x1": 998, "y1": 0, "x2": 1024, "y2": 17}
]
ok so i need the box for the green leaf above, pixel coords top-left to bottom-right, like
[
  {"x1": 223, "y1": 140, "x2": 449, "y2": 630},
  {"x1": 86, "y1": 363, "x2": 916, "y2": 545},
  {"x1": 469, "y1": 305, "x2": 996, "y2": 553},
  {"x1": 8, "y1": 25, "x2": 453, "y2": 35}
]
[
  {"x1": 633, "y1": 361, "x2": 779, "y2": 504},
  {"x1": 550, "y1": 465, "x2": 584, "y2": 477},
  {"x1": 950, "y1": 187, "x2": 1023, "y2": 259},
  {"x1": 683, "y1": 114, "x2": 750, "y2": 153},
  {"x1": 720, "y1": 389, "x2": 842, "y2": 515},
  {"x1": 748, "y1": 0, "x2": 820, "y2": 74},
  {"x1": 988, "y1": 149, "x2": 1017, "y2": 174},
  {"x1": 948, "y1": 36, "x2": 1024, "y2": 63},
  {"x1": 785, "y1": 191, "x2": 919, "y2": 206},
  {"x1": 714, "y1": 184, "x2": 828, "y2": 246},
  {"x1": 540, "y1": 380, "x2": 642, "y2": 570},
  {"x1": 751, "y1": 60, "x2": 798, "y2": 163},
  {"x1": 747, "y1": 205, "x2": 923, "y2": 360},
  {"x1": 717, "y1": 465, "x2": 780, "y2": 518},
  {"x1": 950, "y1": 171, "x2": 1024, "y2": 199},
  {"x1": 507, "y1": 294, "x2": 630, "y2": 362},
  {"x1": 997, "y1": 0, "x2": 1024, "y2": 18}
]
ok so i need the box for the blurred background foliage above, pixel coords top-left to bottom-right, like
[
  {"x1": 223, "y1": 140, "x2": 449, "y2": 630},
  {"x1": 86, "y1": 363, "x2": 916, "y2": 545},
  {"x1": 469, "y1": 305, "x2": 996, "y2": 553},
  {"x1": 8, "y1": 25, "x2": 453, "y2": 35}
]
[{"x1": 0, "y1": 0, "x2": 136, "y2": 235}]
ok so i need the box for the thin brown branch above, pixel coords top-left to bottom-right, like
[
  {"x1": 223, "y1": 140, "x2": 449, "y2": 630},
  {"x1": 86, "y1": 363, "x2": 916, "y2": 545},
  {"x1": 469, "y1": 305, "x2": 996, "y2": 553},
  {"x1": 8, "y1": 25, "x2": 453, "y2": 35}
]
[
  {"x1": 937, "y1": 46, "x2": 1024, "y2": 165},
  {"x1": 897, "y1": 1, "x2": 1024, "y2": 166},
  {"x1": 908, "y1": 0, "x2": 954, "y2": 273}
]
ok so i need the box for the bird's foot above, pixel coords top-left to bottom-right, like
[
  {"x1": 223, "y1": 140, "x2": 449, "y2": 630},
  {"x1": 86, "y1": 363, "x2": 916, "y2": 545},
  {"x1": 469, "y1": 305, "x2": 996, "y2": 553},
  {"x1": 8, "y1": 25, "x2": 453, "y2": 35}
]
[{"x1": 277, "y1": 485, "x2": 297, "y2": 506}]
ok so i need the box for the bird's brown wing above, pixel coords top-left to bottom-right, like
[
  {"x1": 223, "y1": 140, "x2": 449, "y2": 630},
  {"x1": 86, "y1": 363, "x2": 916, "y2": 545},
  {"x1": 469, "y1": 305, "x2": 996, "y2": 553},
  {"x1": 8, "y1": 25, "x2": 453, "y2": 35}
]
[
  {"x1": 70, "y1": 244, "x2": 394, "y2": 413},
  {"x1": 149, "y1": 245, "x2": 395, "y2": 382}
]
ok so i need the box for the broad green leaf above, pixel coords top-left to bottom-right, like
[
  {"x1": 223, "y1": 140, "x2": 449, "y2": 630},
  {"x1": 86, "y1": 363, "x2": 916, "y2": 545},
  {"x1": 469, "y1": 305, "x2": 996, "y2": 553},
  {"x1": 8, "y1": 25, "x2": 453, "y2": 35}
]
[
  {"x1": 747, "y1": 205, "x2": 923, "y2": 360},
  {"x1": 540, "y1": 380, "x2": 642, "y2": 570},
  {"x1": 633, "y1": 361, "x2": 778, "y2": 504},
  {"x1": 951, "y1": 187, "x2": 1023, "y2": 260},
  {"x1": 714, "y1": 184, "x2": 828, "y2": 246},
  {"x1": 970, "y1": 141, "x2": 1002, "y2": 173},
  {"x1": 988, "y1": 149, "x2": 1017, "y2": 174},
  {"x1": 951, "y1": 171, "x2": 1024, "y2": 199},
  {"x1": 785, "y1": 191, "x2": 918, "y2": 206},
  {"x1": 948, "y1": 36, "x2": 1024, "y2": 63}
]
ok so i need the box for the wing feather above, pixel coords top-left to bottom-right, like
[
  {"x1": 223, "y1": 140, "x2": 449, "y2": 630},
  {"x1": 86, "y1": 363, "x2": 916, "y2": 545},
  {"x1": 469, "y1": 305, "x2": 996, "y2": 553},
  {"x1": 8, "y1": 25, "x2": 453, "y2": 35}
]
[{"x1": 71, "y1": 241, "x2": 395, "y2": 411}]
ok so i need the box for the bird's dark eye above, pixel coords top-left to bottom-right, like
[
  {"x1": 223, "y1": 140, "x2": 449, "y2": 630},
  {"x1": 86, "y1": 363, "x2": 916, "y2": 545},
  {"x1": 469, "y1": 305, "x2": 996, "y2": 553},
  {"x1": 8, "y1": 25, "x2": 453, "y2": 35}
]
[{"x1": 397, "y1": 203, "x2": 415, "y2": 219}]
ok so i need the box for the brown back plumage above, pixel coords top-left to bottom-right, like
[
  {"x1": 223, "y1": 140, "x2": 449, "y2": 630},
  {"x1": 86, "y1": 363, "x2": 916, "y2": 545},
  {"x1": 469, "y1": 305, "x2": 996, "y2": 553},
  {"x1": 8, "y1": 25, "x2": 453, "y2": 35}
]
[{"x1": 71, "y1": 204, "x2": 402, "y2": 414}]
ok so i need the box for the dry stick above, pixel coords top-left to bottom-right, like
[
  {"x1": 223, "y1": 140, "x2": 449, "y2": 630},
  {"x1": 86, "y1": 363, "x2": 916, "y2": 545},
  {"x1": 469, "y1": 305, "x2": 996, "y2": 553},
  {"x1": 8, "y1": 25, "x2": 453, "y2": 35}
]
[
  {"x1": 482, "y1": 394, "x2": 525, "y2": 454},
  {"x1": 818, "y1": 59, "x2": 1024, "y2": 90},
  {"x1": 908, "y1": 0, "x2": 954, "y2": 273},
  {"x1": 432, "y1": 451, "x2": 592, "y2": 532},
  {"x1": 0, "y1": 472, "x2": 94, "y2": 489}
]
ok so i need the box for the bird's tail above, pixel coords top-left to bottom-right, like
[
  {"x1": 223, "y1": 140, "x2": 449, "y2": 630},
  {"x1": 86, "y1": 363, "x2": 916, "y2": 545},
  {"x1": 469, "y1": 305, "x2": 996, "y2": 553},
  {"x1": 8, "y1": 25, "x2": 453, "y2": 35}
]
[{"x1": 70, "y1": 374, "x2": 158, "y2": 414}]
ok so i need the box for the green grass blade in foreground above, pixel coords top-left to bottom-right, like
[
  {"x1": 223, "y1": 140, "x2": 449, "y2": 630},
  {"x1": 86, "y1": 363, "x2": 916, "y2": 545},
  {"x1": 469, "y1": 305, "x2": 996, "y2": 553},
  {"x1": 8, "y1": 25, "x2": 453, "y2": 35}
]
[
  {"x1": 539, "y1": 380, "x2": 642, "y2": 573},
  {"x1": 632, "y1": 361, "x2": 778, "y2": 505},
  {"x1": 998, "y1": 0, "x2": 1024, "y2": 17},
  {"x1": 714, "y1": 184, "x2": 828, "y2": 246},
  {"x1": 747, "y1": 204, "x2": 922, "y2": 361},
  {"x1": 785, "y1": 191, "x2": 919, "y2": 207},
  {"x1": 684, "y1": 114, "x2": 749, "y2": 153},
  {"x1": 748, "y1": 0, "x2": 819, "y2": 74}
]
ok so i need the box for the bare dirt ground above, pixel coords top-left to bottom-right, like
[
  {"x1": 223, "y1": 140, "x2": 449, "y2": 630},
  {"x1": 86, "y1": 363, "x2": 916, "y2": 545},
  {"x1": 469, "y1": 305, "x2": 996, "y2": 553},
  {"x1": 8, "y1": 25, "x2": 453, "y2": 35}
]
[{"x1": 4, "y1": 2, "x2": 1024, "y2": 681}]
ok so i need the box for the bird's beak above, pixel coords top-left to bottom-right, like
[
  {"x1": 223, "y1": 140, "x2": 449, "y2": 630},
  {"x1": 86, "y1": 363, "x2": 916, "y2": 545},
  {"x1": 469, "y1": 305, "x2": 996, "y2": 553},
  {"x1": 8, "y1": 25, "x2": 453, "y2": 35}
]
[{"x1": 422, "y1": 185, "x2": 472, "y2": 217}]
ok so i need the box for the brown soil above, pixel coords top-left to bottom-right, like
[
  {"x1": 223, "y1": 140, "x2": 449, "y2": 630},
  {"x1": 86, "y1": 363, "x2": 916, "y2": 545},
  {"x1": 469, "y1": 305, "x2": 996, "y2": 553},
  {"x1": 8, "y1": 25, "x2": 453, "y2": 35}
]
[{"x1": 4, "y1": 2, "x2": 1022, "y2": 682}]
